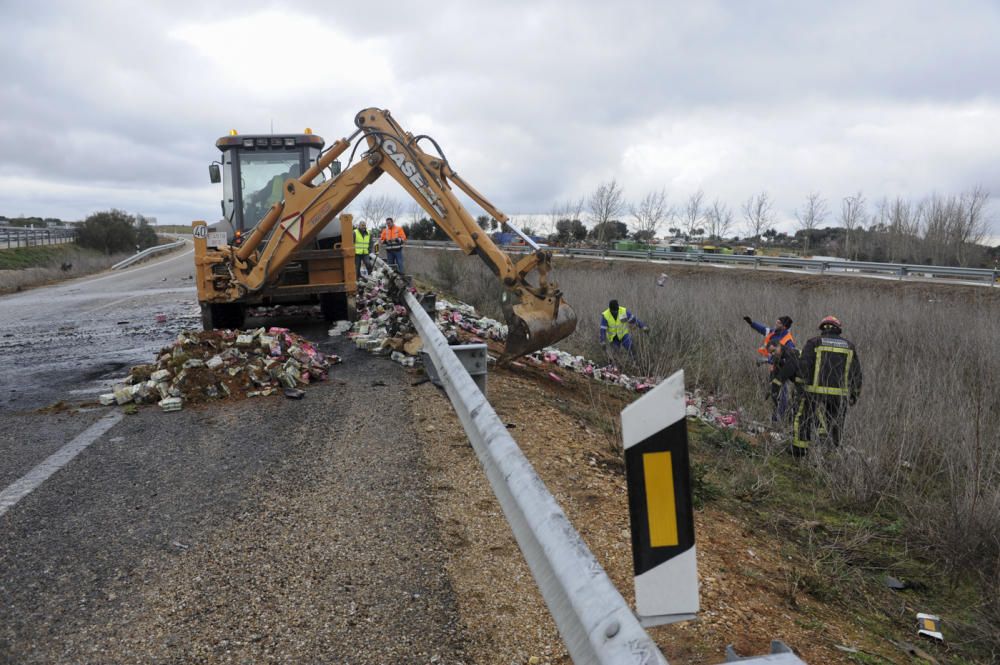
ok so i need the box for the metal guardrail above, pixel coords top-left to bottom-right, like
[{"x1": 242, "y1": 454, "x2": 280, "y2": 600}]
[
  {"x1": 403, "y1": 288, "x2": 669, "y2": 664},
  {"x1": 407, "y1": 240, "x2": 999, "y2": 286},
  {"x1": 402, "y1": 286, "x2": 807, "y2": 664},
  {"x1": 0, "y1": 226, "x2": 77, "y2": 249},
  {"x1": 111, "y1": 240, "x2": 186, "y2": 270}
]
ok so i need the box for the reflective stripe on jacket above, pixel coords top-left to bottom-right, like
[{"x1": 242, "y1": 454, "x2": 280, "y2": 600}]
[
  {"x1": 380, "y1": 225, "x2": 406, "y2": 250},
  {"x1": 354, "y1": 229, "x2": 371, "y2": 254},
  {"x1": 757, "y1": 328, "x2": 795, "y2": 357},
  {"x1": 798, "y1": 334, "x2": 862, "y2": 398}
]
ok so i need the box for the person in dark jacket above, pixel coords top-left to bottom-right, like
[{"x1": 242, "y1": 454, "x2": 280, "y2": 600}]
[
  {"x1": 744, "y1": 315, "x2": 796, "y2": 421},
  {"x1": 792, "y1": 315, "x2": 863, "y2": 455},
  {"x1": 766, "y1": 339, "x2": 801, "y2": 423}
]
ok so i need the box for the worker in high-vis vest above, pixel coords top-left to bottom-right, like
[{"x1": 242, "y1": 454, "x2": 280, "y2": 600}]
[
  {"x1": 791, "y1": 315, "x2": 863, "y2": 456},
  {"x1": 380, "y1": 217, "x2": 407, "y2": 273},
  {"x1": 744, "y1": 314, "x2": 796, "y2": 421},
  {"x1": 353, "y1": 221, "x2": 375, "y2": 278},
  {"x1": 599, "y1": 300, "x2": 648, "y2": 355}
]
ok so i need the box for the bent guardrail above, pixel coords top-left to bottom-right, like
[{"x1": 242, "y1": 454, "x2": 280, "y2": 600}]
[
  {"x1": 406, "y1": 240, "x2": 999, "y2": 286},
  {"x1": 111, "y1": 240, "x2": 186, "y2": 270}
]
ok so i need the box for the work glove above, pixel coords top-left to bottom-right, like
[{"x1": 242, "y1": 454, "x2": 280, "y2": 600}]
[
  {"x1": 743, "y1": 316, "x2": 753, "y2": 325},
  {"x1": 642, "y1": 326, "x2": 650, "y2": 333},
  {"x1": 849, "y1": 394, "x2": 858, "y2": 406}
]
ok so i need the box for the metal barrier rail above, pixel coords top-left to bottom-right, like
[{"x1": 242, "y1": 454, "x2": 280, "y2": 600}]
[
  {"x1": 406, "y1": 240, "x2": 999, "y2": 285},
  {"x1": 0, "y1": 226, "x2": 77, "y2": 249},
  {"x1": 403, "y1": 288, "x2": 669, "y2": 664},
  {"x1": 402, "y1": 287, "x2": 806, "y2": 664},
  {"x1": 111, "y1": 240, "x2": 186, "y2": 270}
]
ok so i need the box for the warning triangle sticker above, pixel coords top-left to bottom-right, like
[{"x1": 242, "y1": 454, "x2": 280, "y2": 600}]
[{"x1": 280, "y1": 214, "x2": 302, "y2": 242}]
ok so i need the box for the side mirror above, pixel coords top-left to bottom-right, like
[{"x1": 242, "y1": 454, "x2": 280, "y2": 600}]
[
  {"x1": 330, "y1": 160, "x2": 341, "y2": 176},
  {"x1": 209, "y1": 164, "x2": 221, "y2": 184}
]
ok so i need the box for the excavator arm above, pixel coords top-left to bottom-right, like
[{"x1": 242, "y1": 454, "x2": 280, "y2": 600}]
[{"x1": 214, "y1": 106, "x2": 577, "y2": 360}]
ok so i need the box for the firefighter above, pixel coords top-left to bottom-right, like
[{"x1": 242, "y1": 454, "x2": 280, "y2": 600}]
[
  {"x1": 599, "y1": 300, "x2": 648, "y2": 360},
  {"x1": 354, "y1": 221, "x2": 374, "y2": 278},
  {"x1": 380, "y1": 217, "x2": 407, "y2": 273},
  {"x1": 792, "y1": 315, "x2": 863, "y2": 456},
  {"x1": 766, "y1": 339, "x2": 800, "y2": 424},
  {"x1": 743, "y1": 315, "x2": 796, "y2": 421}
]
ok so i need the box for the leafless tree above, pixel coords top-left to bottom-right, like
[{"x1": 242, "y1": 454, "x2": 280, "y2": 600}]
[
  {"x1": 629, "y1": 188, "x2": 671, "y2": 241},
  {"x1": 406, "y1": 201, "x2": 424, "y2": 226},
  {"x1": 588, "y1": 179, "x2": 626, "y2": 244},
  {"x1": 840, "y1": 192, "x2": 866, "y2": 260},
  {"x1": 546, "y1": 198, "x2": 585, "y2": 238},
  {"x1": 680, "y1": 189, "x2": 705, "y2": 238},
  {"x1": 741, "y1": 191, "x2": 775, "y2": 241},
  {"x1": 956, "y1": 186, "x2": 991, "y2": 265},
  {"x1": 795, "y1": 192, "x2": 829, "y2": 254},
  {"x1": 704, "y1": 198, "x2": 734, "y2": 241},
  {"x1": 360, "y1": 195, "x2": 404, "y2": 229}
]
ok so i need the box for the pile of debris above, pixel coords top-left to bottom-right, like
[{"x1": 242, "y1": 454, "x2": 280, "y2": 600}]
[
  {"x1": 346, "y1": 264, "x2": 749, "y2": 431},
  {"x1": 101, "y1": 327, "x2": 339, "y2": 412}
]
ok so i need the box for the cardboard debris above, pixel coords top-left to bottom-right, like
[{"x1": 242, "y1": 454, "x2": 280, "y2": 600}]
[
  {"x1": 101, "y1": 327, "x2": 340, "y2": 412},
  {"x1": 350, "y1": 263, "x2": 754, "y2": 434}
]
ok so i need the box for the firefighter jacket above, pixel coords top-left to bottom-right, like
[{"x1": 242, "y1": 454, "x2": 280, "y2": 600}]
[
  {"x1": 380, "y1": 225, "x2": 406, "y2": 250},
  {"x1": 354, "y1": 229, "x2": 372, "y2": 255},
  {"x1": 600, "y1": 306, "x2": 644, "y2": 343},
  {"x1": 797, "y1": 332, "x2": 862, "y2": 400}
]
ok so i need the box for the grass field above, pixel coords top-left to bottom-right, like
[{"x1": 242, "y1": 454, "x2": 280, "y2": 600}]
[
  {"x1": 408, "y1": 246, "x2": 1000, "y2": 662},
  {"x1": 0, "y1": 244, "x2": 128, "y2": 293}
]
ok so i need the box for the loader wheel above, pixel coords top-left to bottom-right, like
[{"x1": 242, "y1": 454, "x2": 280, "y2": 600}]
[
  {"x1": 320, "y1": 293, "x2": 348, "y2": 322},
  {"x1": 201, "y1": 303, "x2": 245, "y2": 331}
]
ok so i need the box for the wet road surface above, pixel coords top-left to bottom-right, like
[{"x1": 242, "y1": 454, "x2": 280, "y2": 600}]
[{"x1": 0, "y1": 248, "x2": 468, "y2": 663}]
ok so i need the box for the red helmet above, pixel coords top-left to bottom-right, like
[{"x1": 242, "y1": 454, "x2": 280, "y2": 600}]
[{"x1": 819, "y1": 315, "x2": 842, "y2": 330}]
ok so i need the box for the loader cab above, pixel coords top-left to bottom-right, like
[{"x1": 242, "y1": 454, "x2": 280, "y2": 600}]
[{"x1": 211, "y1": 131, "x2": 326, "y2": 239}]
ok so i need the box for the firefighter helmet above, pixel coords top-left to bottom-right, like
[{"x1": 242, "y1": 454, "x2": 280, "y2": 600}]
[{"x1": 819, "y1": 315, "x2": 842, "y2": 330}]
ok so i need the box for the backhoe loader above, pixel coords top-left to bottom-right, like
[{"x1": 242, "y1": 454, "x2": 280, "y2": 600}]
[{"x1": 193, "y1": 106, "x2": 577, "y2": 360}]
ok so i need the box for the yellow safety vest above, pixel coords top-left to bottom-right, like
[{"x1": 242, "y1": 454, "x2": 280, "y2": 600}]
[
  {"x1": 354, "y1": 229, "x2": 371, "y2": 254},
  {"x1": 602, "y1": 307, "x2": 629, "y2": 341}
]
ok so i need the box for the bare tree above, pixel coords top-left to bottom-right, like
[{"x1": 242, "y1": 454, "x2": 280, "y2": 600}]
[
  {"x1": 741, "y1": 191, "x2": 775, "y2": 242},
  {"x1": 629, "y1": 188, "x2": 671, "y2": 242},
  {"x1": 840, "y1": 191, "x2": 866, "y2": 260},
  {"x1": 704, "y1": 198, "x2": 734, "y2": 241},
  {"x1": 956, "y1": 186, "x2": 991, "y2": 265},
  {"x1": 546, "y1": 198, "x2": 585, "y2": 238},
  {"x1": 360, "y1": 195, "x2": 404, "y2": 228},
  {"x1": 680, "y1": 189, "x2": 705, "y2": 239},
  {"x1": 795, "y1": 192, "x2": 829, "y2": 254},
  {"x1": 588, "y1": 179, "x2": 626, "y2": 245}
]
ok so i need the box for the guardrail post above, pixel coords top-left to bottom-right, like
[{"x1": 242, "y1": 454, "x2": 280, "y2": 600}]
[{"x1": 898, "y1": 266, "x2": 906, "y2": 280}]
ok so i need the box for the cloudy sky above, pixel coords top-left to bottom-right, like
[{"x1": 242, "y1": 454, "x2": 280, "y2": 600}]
[{"x1": 2, "y1": 1, "x2": 999, "y2": 239}]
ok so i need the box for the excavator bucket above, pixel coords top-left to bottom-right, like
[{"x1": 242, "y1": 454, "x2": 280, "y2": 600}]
[{"x1": 500, "y1": 293, "x2": 578, "y2": 363}]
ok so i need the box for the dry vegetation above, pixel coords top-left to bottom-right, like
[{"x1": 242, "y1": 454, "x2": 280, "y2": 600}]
[
  {"x1": 408, "y1": 246, "x2": 1000, "y2": 661},
  {"x1": 0, "y1": 245, "x2": 134, "y2": 293}
]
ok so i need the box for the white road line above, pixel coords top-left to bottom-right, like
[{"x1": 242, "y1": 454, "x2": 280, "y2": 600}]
[{"x1": 0, "y1": 411, "x2": 123, "y2": 519}]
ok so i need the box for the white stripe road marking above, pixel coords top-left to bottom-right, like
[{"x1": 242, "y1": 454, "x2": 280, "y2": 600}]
[{"x1": 0, "y1": 411, "x2": 123, "y2": 519}]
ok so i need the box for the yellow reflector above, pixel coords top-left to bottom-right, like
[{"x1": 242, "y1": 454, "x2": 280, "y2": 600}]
[
  {"x1": 229, "y1": 129, "x2": 238, "y2": 136},
  {"x1": 304, "y1": 127, "x2": 313, "y2": 135},
  {"x1": 643, "y1": 451, "x2": 679, "y2": 547}
]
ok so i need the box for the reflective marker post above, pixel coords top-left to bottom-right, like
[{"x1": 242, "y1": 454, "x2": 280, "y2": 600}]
[{"x1": 622, "y1": 370, "x2": 699, "y2": 627}]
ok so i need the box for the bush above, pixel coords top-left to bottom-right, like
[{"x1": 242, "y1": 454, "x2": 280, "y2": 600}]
[{"x1": 76, "y1": 209, "x2": 157, "y2": 255}]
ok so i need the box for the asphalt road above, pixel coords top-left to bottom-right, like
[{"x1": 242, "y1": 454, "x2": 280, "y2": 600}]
[{"x1": 0, "y1": 249, "x2": 467, "y2": 663}]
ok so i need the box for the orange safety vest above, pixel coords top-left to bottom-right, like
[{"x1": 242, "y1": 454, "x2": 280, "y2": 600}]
[
  {"x1": 757, "y1": 328, "x2": 794, "y2": 357},
  {"x1": 380, "y1": 225, "x2": 406, "y2": 249}
]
